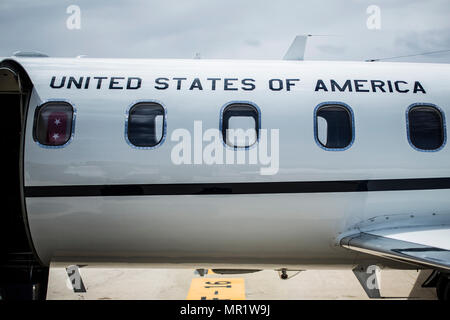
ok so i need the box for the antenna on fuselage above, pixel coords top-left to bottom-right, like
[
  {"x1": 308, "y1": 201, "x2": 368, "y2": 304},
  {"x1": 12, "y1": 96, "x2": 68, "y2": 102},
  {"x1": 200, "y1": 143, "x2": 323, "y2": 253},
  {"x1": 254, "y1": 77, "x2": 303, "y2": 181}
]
[{"x1": 366, "y1": 49, "x2": 450, "y2": 62}]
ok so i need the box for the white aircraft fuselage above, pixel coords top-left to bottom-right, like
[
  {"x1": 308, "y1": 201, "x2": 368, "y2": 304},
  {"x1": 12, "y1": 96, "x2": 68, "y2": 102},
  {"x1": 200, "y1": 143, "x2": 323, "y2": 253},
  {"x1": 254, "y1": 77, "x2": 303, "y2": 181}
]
[{"x1": 2, "y1": 57, "x2": 450, "y2": 272}]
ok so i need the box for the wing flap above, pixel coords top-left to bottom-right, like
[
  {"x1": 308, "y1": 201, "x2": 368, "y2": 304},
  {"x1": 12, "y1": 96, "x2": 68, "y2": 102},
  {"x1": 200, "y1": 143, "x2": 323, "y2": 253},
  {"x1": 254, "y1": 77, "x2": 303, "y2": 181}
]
[
  {"x1": 341, "y1": 227, "x2": 450, "y2": 271},
  {"x1": 370, "y1": 226, "x2": 450, "y2": 250}
]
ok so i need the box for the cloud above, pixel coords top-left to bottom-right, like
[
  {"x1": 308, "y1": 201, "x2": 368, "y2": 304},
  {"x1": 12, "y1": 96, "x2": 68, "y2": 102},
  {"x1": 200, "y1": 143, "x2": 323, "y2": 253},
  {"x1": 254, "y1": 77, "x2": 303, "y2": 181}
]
[
  {"x1": 316, "y1": 44, "x2": 347, "y2": 55},
  {"x1": 245, "y1": 39, "x2": 261, "y2": 47},
  {"x1": 0, "y1": 0, "x2": 449, "y2": 62}
]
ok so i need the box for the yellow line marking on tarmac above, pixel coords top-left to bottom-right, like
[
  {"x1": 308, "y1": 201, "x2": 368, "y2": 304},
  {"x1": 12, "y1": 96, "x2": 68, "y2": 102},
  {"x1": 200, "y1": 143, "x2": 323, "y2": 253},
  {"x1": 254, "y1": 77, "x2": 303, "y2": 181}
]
[{"x1": 186, "y1": 278, "x2": 245, "y2": 300}]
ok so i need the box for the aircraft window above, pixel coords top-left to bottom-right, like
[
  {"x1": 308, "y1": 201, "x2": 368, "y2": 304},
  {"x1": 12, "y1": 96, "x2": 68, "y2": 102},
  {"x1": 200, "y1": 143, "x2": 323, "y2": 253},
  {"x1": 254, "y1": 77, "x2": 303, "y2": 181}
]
[
  {"x1": 407, "y1": 105, "x2": 445, "y2": 151},
  {"x1": 315, "y1": 104, "x2": 353, "y2": 150},
  {"x1": 33, "y1": 101, "x2": 74, "y2": 147},
  {"x1": 222, "y1": 103, "x2": 259, "y2": 148},
  {"x1": 127, "y1": 102, "x2": 165, "y2": 148}
]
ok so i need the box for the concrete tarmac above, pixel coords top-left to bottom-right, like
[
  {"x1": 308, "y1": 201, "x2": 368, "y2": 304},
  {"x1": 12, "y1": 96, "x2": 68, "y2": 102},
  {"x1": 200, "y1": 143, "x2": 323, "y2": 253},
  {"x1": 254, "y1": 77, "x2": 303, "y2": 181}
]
[{"x1": 46, "y1": 263, "x2": 437, "y2": 300}]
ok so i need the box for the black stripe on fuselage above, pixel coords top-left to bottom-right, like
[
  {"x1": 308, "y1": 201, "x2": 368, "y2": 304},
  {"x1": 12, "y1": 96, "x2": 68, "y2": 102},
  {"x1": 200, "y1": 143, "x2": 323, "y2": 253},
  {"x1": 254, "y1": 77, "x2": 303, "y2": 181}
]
[{"x1": 24, "y1": 177, "x2": 450, "y2": 197}]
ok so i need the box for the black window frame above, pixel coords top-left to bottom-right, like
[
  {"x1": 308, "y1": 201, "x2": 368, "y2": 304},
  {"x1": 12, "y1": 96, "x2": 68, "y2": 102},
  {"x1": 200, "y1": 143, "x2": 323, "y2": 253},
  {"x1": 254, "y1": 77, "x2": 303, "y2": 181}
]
[
  {"x1": 221, "y1": 102, "x2": 260, "y2": 149},
  {"x1": 314, "y1": 102, "x2": 354, "y2": 151},
  {"x1": 126, "y1": 101, "x2": 166, "y2": 149},
  {"x1": 33, "y1": 100, "x2": 75, "y2": 148},
  {"x1": 406, "y1": 104, "x2": 446, "y2": 152}
]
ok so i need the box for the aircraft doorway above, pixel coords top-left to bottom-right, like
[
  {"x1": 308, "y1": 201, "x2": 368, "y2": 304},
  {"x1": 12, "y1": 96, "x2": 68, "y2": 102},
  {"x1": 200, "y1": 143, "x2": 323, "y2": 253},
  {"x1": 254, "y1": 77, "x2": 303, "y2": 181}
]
[{"x1": 0, "y1": 64, "x2": 48, "y2": 300}]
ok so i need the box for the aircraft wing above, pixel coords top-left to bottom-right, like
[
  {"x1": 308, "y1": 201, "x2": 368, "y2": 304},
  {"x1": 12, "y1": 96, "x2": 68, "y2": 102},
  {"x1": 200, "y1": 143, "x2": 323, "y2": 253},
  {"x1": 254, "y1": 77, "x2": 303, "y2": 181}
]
[{"x1": 340, "y1": 225, "x2": 450, "y2": 271}]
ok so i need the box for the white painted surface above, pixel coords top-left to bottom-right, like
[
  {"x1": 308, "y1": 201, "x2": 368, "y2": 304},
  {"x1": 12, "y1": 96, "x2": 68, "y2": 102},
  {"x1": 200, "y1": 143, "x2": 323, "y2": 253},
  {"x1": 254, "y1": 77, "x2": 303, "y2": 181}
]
[
  {"x1": 4, "y1": 56, "x2": 449, "y2": 269},
  {"x1": 372, "y1": 226, "x2": 450, "y2": 250}
]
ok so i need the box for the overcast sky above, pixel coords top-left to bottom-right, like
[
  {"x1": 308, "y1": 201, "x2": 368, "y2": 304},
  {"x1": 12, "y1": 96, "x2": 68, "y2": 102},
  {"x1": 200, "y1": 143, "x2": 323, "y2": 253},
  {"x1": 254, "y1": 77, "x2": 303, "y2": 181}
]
[{"x1": 1, "y1": 0, "x2": 450, "y2": 62}]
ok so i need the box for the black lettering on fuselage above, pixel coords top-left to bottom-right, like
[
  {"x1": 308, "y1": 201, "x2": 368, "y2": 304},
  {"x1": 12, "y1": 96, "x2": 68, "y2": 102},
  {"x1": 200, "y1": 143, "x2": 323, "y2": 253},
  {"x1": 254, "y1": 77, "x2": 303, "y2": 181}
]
[
  {"x1": 269, "y1": 79, "x2": 283, "y2": 91},
  {"x1": 413, "y1": 81, "x2": 426, "y2": 94},
  {"x1": 50, "y1": 76, "x2": 66, "y2": 88},
  {"x1": 208, "y1": 78, "x2": 221, "y2": 90},
  {"x1": 315, "y1": 79, "x2": 425, "y2": 94},
  {"x1": 127, "y1": 77, "x2": 141, "y2": 90},
  {"x1": 189, "y1": 78, "x2": 203, "y2": 90},
  {"x1": 242, "y1": 78, "x2": 256, "y2": 91},
  {"x1": 315, "y1": 79, "x2": 328, "y2": 91},
  {"x1": 394, "y1": 80, "x2": 409, "y2": 93},
  {"x1": 67, "y1": 76, "x2": 83, "y2": 89},
  {"x1": 84, "y1": 77, "x2": 90, "y2": 89},
  {"x1": 286, "y1": 79, "x2": 300, "y2": 91},
  {"x1": 371, "y1": 80, "x2": 386, "y2": 92},
  {"x1": 94, "y1": 77, "x2": 107, "y2": 89},
  {"x1": 109, "y1": 77, "x2": 125, "y2": 89},
  {"x1": 155, "y1": 77, "x2": 169, "y2": 90},
  {"x1": 387, "y1": 80, "x2": 393, "y2": 92},
  {"x1": 48, "y1": 74, "x2": 426, "y2": 94},
  {"x1": 224, "y1": 78, "x2": 238, "y2": 91},
  {"x1": 330, "y1": 79, "x2": 352, "y2": 92},
  {"x1": 354, "y1": 80, "x2": 369, "y2": 92},
  {"x1": 173, "y1": 77, "x2": 187, "y2": 90}
]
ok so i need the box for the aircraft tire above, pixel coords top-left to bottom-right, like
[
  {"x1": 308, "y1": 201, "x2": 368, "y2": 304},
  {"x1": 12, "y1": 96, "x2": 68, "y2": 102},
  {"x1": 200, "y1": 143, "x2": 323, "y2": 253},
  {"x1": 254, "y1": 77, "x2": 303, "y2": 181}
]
[{"x1": 436, "y1": 274, "x2": 449, "y2": 301}]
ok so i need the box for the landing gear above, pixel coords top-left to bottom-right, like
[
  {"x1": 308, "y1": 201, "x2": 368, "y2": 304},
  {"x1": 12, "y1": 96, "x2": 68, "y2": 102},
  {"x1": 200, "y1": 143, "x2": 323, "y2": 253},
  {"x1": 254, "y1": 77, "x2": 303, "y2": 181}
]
[
  {"x1": 421, "y1": 270, "x2": 450, "y2": 301},
  {"x1": 277, "y1": 268, "x2": 303, "y2": 280},
  {"x1": 352, "y1": 264, "x2": 381, "y2": 299},
  {"x1": 436, "y1": 274, "x2": 449, "y2": 301},
  {"x1": 0, "y1": 264, "x2": 49, "y2": 300}
]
